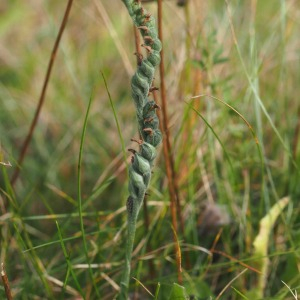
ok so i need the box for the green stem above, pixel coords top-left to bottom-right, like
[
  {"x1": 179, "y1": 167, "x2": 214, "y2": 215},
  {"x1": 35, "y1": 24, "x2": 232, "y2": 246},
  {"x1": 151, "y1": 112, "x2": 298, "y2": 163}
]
[
  {"x1": 77, "y1": 94, "x2": 100, "y2": 298},
  {"x1": 119, "y1": 212, "x2": 138, "y2": 298}
]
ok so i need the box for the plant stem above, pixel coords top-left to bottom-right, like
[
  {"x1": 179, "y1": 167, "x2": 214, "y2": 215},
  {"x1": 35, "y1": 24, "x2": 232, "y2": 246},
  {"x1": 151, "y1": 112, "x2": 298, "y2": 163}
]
[{"x1": 118, "y1": 0, "x2": 163, "y2": 298}]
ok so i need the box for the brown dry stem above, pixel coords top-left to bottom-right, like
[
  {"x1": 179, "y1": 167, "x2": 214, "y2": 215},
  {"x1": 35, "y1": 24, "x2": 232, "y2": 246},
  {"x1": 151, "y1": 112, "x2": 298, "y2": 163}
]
[
  {"x1": 1, "y1": 263, "x2": 13, "y2": 300},
  {"x1": 157, "y1": 0, "x2": 184, "y2": 284}
]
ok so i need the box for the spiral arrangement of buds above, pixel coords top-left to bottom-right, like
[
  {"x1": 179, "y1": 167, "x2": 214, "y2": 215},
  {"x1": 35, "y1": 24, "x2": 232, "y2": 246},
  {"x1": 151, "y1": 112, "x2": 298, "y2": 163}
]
[{"x1": 119, "y1": 0, "x2": 162, "y2": 298}]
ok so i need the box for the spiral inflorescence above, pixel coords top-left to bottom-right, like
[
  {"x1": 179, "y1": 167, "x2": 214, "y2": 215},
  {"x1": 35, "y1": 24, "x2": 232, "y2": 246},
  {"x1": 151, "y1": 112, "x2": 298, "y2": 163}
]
[
  {"x1": 122, "y1": 0, "x2": 162, "y2": 219},
  {"x1": 118, "y1": 1, "x2": 162, "y2": 296}
]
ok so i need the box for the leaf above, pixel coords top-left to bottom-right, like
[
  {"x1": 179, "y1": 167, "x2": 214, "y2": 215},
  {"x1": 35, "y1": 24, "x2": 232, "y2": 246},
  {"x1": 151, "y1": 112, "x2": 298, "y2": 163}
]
[
  {"x1": 213, "y1": 46, "x2": 224, "y2": 59},
  {"x1": 251, "y1": 197, "x2": 290, "y2": 298},
  {"x1": 213, "y1": 57, "x2": 229, "y2": 65},
  {"x1": 191, "y1": 59, "x2": 207, "y2": 71},
  {"x1": 168, "y1": 283, "x2": 189, "y2": 300},
  {"x1": 253, "y1": 197, "x2": 289, "y2": 257}
]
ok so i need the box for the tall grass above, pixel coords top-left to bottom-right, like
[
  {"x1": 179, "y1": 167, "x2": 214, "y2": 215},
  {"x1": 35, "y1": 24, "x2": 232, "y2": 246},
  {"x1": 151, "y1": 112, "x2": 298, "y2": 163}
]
[{"x1": 0, "y1": 0, "x2": 299, "y2": 299}]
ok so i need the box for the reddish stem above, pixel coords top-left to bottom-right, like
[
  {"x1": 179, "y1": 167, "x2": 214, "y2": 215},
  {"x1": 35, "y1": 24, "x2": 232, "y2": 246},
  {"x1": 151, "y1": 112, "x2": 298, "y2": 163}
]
[
  {"x1": 1, "y1": 263, "x2": 13, "y2": 300},
  {"x1": 157, "y1": 0, "x2": 184, "y2": 283}
]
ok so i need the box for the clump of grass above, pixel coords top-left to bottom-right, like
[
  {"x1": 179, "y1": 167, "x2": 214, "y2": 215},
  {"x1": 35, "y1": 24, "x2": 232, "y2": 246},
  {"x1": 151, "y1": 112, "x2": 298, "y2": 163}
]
[{"x1": 0, "y1": 1, "x2": 300, "y2": 299}]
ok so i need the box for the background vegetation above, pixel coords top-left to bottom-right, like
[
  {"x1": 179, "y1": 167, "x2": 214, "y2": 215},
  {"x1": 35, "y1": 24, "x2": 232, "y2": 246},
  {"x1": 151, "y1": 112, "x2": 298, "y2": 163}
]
[{"x1": 0, "y1": 0, "x2": 299, "y2": 299}]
